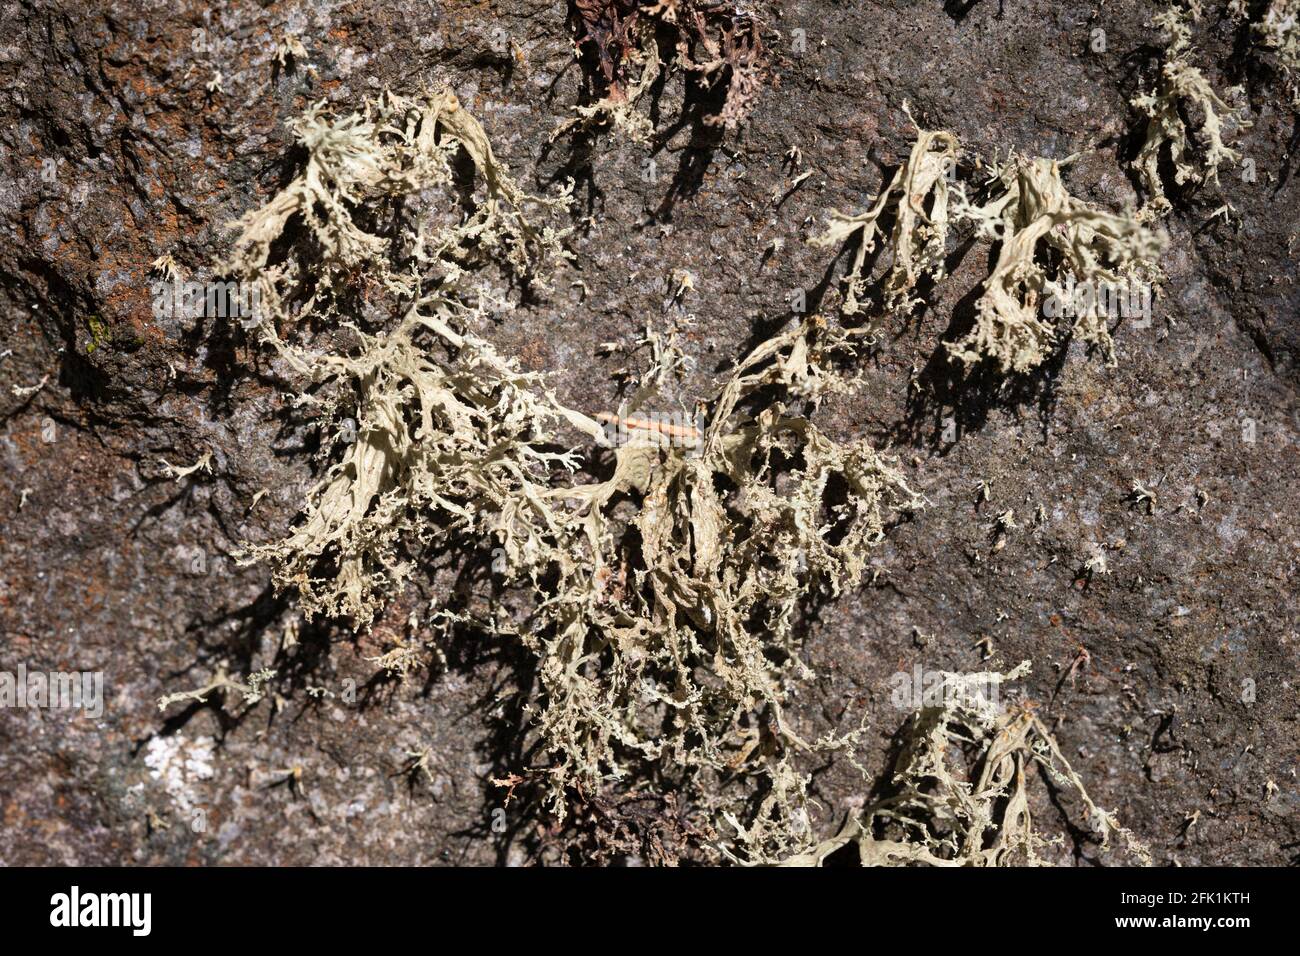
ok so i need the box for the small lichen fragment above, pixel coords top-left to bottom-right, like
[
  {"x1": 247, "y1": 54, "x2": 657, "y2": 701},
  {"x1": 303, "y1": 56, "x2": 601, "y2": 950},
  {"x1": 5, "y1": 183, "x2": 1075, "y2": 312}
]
[
  {"x1": 811, "y1": 106, "x2": 959, "y2": 317},
  {"x1": 1256, "y1": 2, "x2": 1300, "y2": 103},
  {"x1": 1131, "y1": 3, "x2": 1251, "y2": 217}
]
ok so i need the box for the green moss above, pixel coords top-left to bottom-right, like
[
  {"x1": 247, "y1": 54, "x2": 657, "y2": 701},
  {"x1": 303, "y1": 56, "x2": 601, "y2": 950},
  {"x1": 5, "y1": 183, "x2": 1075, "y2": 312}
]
[{"x1": 85, "y1": 315, "x2": 110, "y2": 354}]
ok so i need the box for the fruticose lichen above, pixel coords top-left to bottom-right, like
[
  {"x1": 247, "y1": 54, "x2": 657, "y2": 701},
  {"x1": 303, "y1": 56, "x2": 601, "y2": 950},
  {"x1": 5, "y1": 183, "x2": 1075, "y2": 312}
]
[
  {"x1": 528, "y1": 318, "x2": 924, "y2": 858},
  {"x1": 810, "y1": 106, "x2": 1166, "y2": 375},
  {"x1": 946, "y1": 155, "x2": 1165, "y2": 373},
  {"x1": 810, "y1": 107, "x2": 959, "y2": 317},
  {"x1": 1235, "y1": 0, "x2": 1300, "y2": 103},
  {"x1": 1131, "y1": 3, "x2": 1252, "y2": 217},
  {"x1": 239, "y1": 300, "x2": 604, "y2": 625},
  {"x1": 560, "y1": 0, "x2": 771, "y2": 141},
  {"x1": 223, "y1": 88, "x2": 924, "y2": 858},
  {"x1": 223, "y1": 87, "x2": 574, "y2": 321},
  {"x1": 224, "y1": 88, "x2": 586, "y2": 625},
  {"x1": 778, "y1": 663, "x2": 1151, "y2": 867}
]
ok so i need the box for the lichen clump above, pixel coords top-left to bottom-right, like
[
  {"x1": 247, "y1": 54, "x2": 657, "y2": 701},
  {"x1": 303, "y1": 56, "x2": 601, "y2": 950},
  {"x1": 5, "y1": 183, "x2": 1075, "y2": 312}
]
[
  {"x1": 1132, "y1": 3, "x2": 1251, "y2": 217},
  {"x1": 1230, "y1": 0, "x2": 1300, "y2": 104},
  {"x1": 947, "y1": 155, "x2": 1165, "y2": 373},
  {"x1": 223, "y1": 89, "x2": 923, "y2": 857},
  {"x1": 225, "y1": 88, "x2": 583, "y2": 624},
  {"x1": 1256, "y1": 1, "x2": 1300, "y2": 101},
  {"x1": 812, "y1": 107, "x2": 1165, "y2": 374},
  {"x1": 224, "y1": 88, "x2": 574, "y2": 302},
  {"x1": 241, "y1": 301, "x2": 601, "y2": 624},
  {"x1": 779, "y1": 663, "x2": 1151, "y2": 867},
  {"x1": 810, "y1": 107, "x2": 958, "y2": 317},
  {"x1": 531, "y1": 319, "x2": 923, "y2": 859}
]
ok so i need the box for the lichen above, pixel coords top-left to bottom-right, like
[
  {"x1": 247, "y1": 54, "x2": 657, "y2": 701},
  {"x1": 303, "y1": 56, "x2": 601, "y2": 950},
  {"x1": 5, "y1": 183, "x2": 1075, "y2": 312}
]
[
  {"x1": 810, "y1": 114, "x2": 1164, "y2": 373},
  {"x1": 156, "y1": 664, "x2": 277, "y2": 712},
  {"x1": 224, "y1": 87, "x2": 586, "y2": 625},
  {"x1": 525, "y1": 318, "x2": 924, "y2": 856},
  {"x1": 1131, "y1": 3, "x2": 1252, "y2": 217},
  {"x1": 238, "y1": 299, "x2": 599, "y2": 625},
  {"x1": 222, "y1": 89, "x2": 922, "y2": 857},
  {"x1": 947, "y1": 155, "x2": 1165, "y2": 373},
  {"x1": 777, "y1": 662, "x2": 1151, "y2": 867},
  {"x1": 810, "y1": 105, "x2": 959, "y2": 317},
  {"x1": 553, "y1": 28, "x2": 661, "y2": 144},
  {"x1": 222, "y1": 87, "x2": 574, "y2": 327},
  {"x1": 1256, "y1": 2, "x2": 1300, "y2": 101}
]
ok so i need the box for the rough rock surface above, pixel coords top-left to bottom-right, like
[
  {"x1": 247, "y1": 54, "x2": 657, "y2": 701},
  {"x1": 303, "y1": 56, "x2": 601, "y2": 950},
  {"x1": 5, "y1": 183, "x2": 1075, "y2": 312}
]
[{"x1": 1, "y1": 0, "x2": 1296, "y2": 865}]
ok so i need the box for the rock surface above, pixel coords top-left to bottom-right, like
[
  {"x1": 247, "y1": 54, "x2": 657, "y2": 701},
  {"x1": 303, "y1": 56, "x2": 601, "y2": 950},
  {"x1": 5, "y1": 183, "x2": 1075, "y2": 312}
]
[{"x1": 0, "y1": 0, "x2": 1297, "y2": 865}]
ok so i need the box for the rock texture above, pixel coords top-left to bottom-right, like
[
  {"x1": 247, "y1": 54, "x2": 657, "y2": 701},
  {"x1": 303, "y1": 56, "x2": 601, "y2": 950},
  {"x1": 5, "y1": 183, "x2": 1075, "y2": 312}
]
[{"x1": 0, "y1": 0, "x2": 1297, "y2": 865}]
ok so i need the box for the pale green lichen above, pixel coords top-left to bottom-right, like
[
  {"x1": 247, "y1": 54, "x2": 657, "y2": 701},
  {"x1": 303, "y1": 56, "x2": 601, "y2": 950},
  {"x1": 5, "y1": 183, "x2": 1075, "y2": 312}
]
[
  {"x1": 947, "y1": 155, "x2": 1165, "y2": 373},
  {"x1": 157, "y1": 664, "x2": 277, "y2": 712},
  {"x1": 811, "y1": 114, "x2": 1164, "y2": 373},
  {"x1": 1256, "y1": 1, "x2": 1300, "y2": 102},
  {"x1": 222, "y1": 90, "x2": 923, "y2": 857},
  {"x1": 552, "y1": 33, "x2": 661, "y2": 145},
  {"x1": 810, "y1": 106, "x2": 959, "y2": 317},
  {"x1": 1131, "y1": 3, "x2": 1252, "y2": 217},
  {"x1": 222, "y1": 87, "x2": 574, "y2": 327},
  {"x1": 1230, "y1": 0, "x2": 1300, "y2": 103},
  {"x1": 778, "y1": 662, "x2": 1151, "y2": 867},
  {"x1": 526, "y1": 319, "x2": 924, "y2": 857},
  {"x1": 225, "y1": 87, "x2": 585, "y2": 625},
  {"x1": 239, "y1": 298, "x2": 599, "y2": 625}
]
